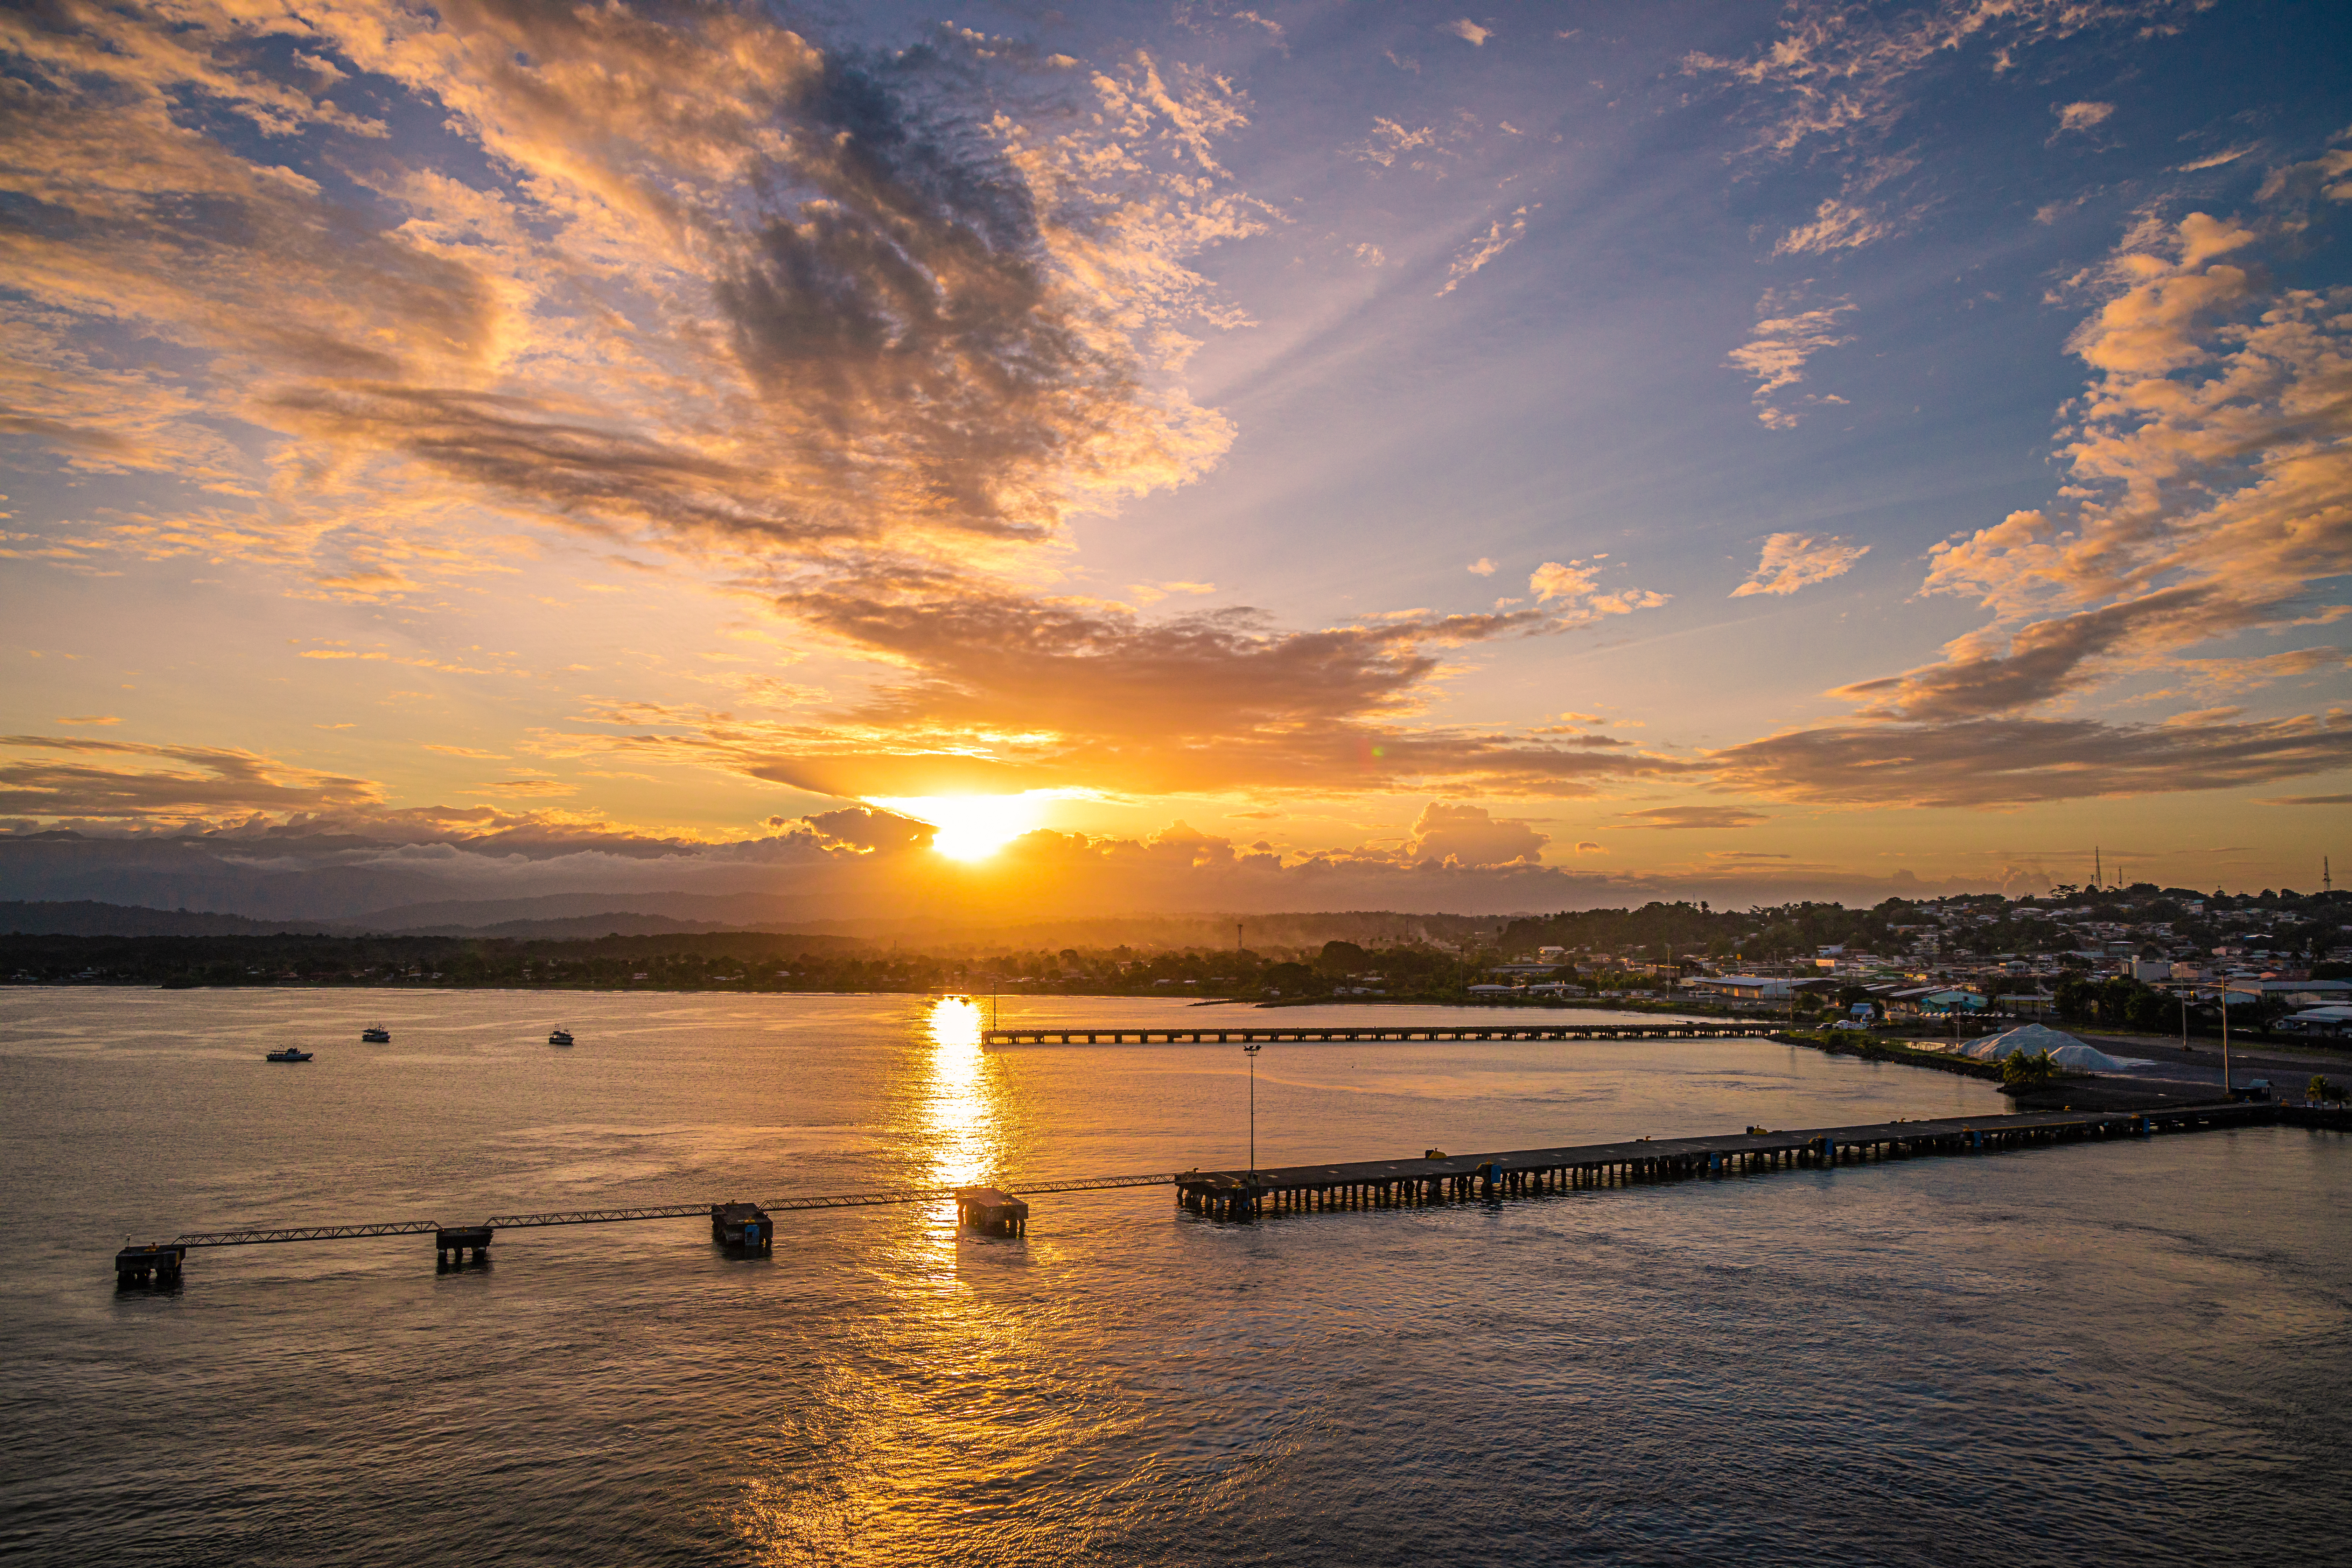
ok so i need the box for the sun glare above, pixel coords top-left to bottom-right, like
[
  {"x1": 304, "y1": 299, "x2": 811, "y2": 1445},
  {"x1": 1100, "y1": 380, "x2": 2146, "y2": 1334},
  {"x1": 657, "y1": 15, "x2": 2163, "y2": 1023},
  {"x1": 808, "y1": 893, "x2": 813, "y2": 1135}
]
[
  {"x1": 870, "y1": 792, "x2": 1049, "y2": 860},
  {"x1": 923, "y1": 997, "x2": 996, "y2": 1191}
]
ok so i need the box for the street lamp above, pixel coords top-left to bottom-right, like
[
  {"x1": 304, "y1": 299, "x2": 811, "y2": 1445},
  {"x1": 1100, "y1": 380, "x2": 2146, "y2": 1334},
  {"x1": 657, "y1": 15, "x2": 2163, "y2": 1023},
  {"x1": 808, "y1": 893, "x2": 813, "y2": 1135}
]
[
  {"x1": 1243, "y1": 1041, "x2": 1262, "y2": 1183},
  {"x1": 2220, "y1": 981, "x2": 2232, "y2": 1096}
]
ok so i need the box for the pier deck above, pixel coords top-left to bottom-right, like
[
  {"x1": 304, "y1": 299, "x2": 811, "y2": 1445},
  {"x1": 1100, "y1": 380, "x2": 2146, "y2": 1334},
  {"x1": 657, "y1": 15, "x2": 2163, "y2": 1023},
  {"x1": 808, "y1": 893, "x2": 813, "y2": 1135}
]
[
  {"x1": 1174, "y1": 1100, "x2": 2291, "y2": 1218},
  {"x1": 985, "y1": 1020, "x2": 1757, "y2": 1046}
]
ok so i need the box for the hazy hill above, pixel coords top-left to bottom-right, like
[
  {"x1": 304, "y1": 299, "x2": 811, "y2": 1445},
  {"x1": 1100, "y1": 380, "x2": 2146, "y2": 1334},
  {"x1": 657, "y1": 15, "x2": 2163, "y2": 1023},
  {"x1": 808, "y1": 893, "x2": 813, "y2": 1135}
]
[
  {"x1": 0, "y1": 901, "x2": 362, "y2": 937},
  {"x1": 350, "y1": 890, "x2": 812, "y2": 930}
]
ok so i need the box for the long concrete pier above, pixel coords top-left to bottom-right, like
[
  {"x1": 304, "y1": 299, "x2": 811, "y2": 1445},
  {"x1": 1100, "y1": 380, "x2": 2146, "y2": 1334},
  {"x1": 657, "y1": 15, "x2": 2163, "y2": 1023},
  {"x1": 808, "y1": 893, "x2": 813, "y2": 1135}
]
[
  {"x1": 1174, "y1": 1099, "x2": 2320, "y2": 1219},
  {"x1": 985, "y1": 1020, "x2": 1758, "y2": 1046}
]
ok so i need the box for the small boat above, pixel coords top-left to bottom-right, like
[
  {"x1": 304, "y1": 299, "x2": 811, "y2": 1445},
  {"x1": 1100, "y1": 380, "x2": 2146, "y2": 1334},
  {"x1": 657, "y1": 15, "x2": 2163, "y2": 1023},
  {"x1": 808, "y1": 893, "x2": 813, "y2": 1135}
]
[
  {"x1": 265, "y1": 1047, "x2": 313, "y2": 1063},
  {"x1": 548, "y1": 1028, "x2": 574, "y2": 1047},
  {"x1": 360, "y1": 1026, "x2": 391, "y2": 1043}
]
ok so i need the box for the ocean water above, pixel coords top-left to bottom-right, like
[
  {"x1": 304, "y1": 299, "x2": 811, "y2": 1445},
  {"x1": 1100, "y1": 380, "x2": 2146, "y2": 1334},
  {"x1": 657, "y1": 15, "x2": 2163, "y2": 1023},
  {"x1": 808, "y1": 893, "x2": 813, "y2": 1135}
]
[{"x1": 2, "y1": 988, "x2": 2346, "y2": 1566}]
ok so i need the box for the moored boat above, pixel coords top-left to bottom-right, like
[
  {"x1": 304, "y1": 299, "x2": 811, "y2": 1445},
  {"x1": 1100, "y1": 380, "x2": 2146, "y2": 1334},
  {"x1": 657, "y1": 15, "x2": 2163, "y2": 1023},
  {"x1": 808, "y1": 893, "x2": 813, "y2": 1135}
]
[
  {"x1": 264, "y1": 1047, "x2": 313, "y2": 1063},
  {"x1": 548, "y1": 1028, "x2": 574, "y2": 1046}
]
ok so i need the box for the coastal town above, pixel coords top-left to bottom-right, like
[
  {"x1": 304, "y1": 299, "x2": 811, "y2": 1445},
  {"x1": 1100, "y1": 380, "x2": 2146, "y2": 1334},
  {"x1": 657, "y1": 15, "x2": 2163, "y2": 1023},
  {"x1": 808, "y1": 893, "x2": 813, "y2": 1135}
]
[
  {"x1": 6, "y1": 883, "x2": 2347, "y2": 1042},
  {"x1": 1476, "y1": 883, "x2": 2352, "y2": 1042}
]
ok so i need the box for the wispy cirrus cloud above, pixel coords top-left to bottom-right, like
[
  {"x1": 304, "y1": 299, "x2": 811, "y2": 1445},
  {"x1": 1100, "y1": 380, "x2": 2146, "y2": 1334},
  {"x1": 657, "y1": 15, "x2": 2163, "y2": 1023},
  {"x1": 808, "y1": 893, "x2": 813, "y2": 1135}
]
[
  {"x1": 1438, "y1": 206, "x2": 1532, "y2": 295},
  {"x1": 1353, "y1": 116, "x2": 1457, "y2": 171},
  {"x1": 1732, "y1": 533, "x2": 1870, "y2": 597},
  {"x1": 2052, "y1": 100, "x2": 2116, "y2": 137},
  {"x1": 1685, "y1": 0, "x2": 2210, "y2": 159},
  {"x1": 1727, "y1": 292, "x2": 1854, "y2": 427},
  {"x1": 1612, "y1": 806, "x2": 1768, "y2": 830},
  {"x1": 1771, "y1": 199, "x2": 1895, "y2": 256}
]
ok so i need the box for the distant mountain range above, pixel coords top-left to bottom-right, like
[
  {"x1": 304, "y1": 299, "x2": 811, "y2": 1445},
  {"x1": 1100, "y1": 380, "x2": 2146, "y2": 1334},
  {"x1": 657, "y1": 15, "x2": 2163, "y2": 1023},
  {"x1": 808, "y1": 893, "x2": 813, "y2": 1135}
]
[
  {"x1": 346, "y1": 890, "x2": 816, "y2": 930},
  {"x1": 0, "y1": 899, "x2": 803, "y2": 940},
  {"x1": 0, "y1": 902, "x2": 359, "y2": 937},
  {"x1": 0, "y1": 898, "x2": 1508, "y2": 952}
]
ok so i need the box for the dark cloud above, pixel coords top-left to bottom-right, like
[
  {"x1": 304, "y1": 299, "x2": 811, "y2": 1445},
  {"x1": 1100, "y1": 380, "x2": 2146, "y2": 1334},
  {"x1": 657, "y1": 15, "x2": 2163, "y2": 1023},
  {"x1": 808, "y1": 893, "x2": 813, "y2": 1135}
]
[
  {"x1": 708, "y1": 49, "x2": 1164, "y2": 538},
  {"x1": 1832, "y1": 587, "x2": 2216, "y2": 721},
  {"x1": 577, "y1": 647, "x2": 1685, "y2": 799},
  {"x1": 508, "y1": 577, "x2": 1687, "y2": 799},
  {"x1": 0, "y1": 736, "x2": 382, "y2": 821},
  {"x1": 788, "y1": 804, "x2": 936, "y2": 855},
  {"x1": 1, "y1": 0, "x2": 1247, "y2": 578},
  {"x1": 265, "y1": 384, "x2": 853, "y2": 547},
  {"x1": 1713, "y1": 712, "x2": 2352, "y2": 807},
  {"x1": 783, "y1": 576, "x2": 1545, "y2": 736}
]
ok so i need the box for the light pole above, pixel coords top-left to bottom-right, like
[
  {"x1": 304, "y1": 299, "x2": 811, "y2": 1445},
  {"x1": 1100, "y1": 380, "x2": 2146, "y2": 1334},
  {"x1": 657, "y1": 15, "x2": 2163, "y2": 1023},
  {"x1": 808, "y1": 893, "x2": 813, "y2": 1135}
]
[
  {"x1": 2220, "y1": 981, "x2": 2232, "y2": 1096},
  {"x1": 1244, "y1": 1041, "x2": 1262, "y2": 1181}
]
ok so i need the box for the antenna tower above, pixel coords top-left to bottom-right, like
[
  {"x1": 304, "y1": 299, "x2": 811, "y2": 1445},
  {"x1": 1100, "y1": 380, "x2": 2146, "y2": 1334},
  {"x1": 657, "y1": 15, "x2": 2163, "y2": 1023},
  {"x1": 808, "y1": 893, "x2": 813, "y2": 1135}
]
[{"x1": 2094, "y1": 846, "x2": 2102, "y2": 889}]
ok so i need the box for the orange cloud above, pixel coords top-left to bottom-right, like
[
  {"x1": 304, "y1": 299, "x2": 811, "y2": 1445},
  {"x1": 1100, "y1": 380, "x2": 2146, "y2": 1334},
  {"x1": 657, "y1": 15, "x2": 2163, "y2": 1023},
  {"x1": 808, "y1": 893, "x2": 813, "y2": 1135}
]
[
  {"x1": 1727, "y1": 292, "x2": 1854, "y2": 427},
  {"x1": 0, "y1": 734, "x2": 382, "y2": 821},
  {"x1": 1745, "y1": 207, "x2": 2352, "y2": 803},
  {"x1": 1612, "y1": 806, "x2": 1768, "y2": 830},
  {"x1": 1731, "y1": 533, "x2": 1870, "y2": 597}
]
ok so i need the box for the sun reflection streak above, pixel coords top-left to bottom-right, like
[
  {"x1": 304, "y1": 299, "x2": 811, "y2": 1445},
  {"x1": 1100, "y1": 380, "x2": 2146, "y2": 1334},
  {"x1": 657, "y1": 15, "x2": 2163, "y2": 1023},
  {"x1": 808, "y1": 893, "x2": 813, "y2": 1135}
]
[{"x1": 922, "y1": 997, "x2": 1001, "y2": 1193}]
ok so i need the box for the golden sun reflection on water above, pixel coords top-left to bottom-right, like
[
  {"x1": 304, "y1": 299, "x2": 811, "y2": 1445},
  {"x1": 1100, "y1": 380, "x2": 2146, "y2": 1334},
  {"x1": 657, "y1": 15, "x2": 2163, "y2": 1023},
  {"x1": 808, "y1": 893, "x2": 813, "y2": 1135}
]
[{"x1": 921, "y1": 997, "x2": 1001, "y2": 1191}]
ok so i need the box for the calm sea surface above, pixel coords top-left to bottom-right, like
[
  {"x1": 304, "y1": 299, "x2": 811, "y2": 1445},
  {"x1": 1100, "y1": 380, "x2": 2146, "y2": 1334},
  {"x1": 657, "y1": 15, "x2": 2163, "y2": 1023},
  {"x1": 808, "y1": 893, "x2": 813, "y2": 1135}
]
[{"x1": 3, "y1": 989, "x2": 2347, "y2": 1565}]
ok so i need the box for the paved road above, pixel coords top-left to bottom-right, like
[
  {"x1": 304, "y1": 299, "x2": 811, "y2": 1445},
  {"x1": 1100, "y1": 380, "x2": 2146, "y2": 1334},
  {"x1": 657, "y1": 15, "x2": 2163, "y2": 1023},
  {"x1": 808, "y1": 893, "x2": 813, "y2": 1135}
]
[
  {"x1": 2071, "y1": 1030, "x2": 2347, "y2": 1091},
  {"x1": 1895, "y1": 1028, "x2": 2347, "y2": 1094}
]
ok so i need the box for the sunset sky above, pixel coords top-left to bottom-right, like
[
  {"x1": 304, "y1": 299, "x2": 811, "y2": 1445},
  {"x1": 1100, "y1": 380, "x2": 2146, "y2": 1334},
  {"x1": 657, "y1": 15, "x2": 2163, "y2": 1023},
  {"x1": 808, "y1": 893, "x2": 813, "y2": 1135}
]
[{"x1": 3, "y1": 0, "x2": 2348, "y2": 918}]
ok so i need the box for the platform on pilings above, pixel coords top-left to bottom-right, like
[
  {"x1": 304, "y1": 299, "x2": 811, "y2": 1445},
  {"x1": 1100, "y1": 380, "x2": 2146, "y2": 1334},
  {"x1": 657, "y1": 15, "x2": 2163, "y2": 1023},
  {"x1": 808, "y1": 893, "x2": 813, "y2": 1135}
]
[
  {"x1": 954, "y1": 1186, "x2": 1029, "y2": 1236},
  {"x1": 1173, "y1": 1100, "x2": 2275, "y2": 1219},
  {"x1": 986, "y1": 1021, "x2": 1759, "y2": 1046}
]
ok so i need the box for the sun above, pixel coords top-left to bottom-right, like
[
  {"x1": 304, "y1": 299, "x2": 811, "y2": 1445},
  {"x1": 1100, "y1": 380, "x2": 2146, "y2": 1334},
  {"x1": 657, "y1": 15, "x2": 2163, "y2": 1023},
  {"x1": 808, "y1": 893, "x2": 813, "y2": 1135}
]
[{"x1": 869, "y1": 793, "x2": 1045, "y2": 860}]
